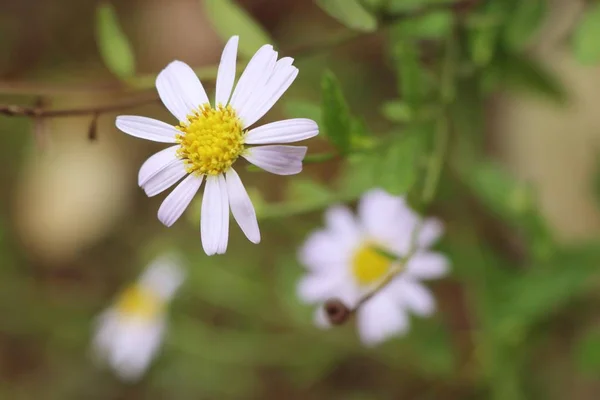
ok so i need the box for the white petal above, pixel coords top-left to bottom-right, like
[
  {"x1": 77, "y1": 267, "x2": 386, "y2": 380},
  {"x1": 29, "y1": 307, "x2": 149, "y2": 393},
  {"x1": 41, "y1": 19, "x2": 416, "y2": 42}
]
[
  {"x1": 139, "y1": 257, "x2": 186, "y2": 301},
  {"x1": 314, "y1": 306, "x2": 332, "y2": 329},
  {"x1": 116, "y1": 116, "x2": 178, "y2": 143},
  {"x1": 419, "y1": 218, "x2": 444, "y2": 248},
  {"x1": 297, "y1": 272, "x2": 344, "y2": 303},
  {"x1": 356, "y1": 293, "x2": 409, "y2": 347},
  {"x1": 358, "y1": 189, "x2": 417, "y2": 253},
  {"x1": 200, "y1": 175, "x2": 229, "y2": 255},
  {"x1": 241, "y1": 63, "x2": 298, "y2": 128},
  {"x1": 142, "y1": 160, "x2": 187, "y2": 197},
  {"x1": 216, "y1": 174, "x2": 230, "y2": 254},
  {"x1": 156, "y1": 60, "x2": 209, "y2": 122},
  {"x1": 229, "y1": 45, "x2": 276, "y2": 112},
  {"x1": 225, "y1": 168, "x2": 260, "y2": 243},
  {"x1": 244, "y1": 118, "x2": 319, "y2": 145},
  {"x1": 405, "y1": 252, "x2": 449, "y2": 280},
  {"x1": 157, "y1": 174, "x2": 203, "y2": 227},
  {"x1": 138, "y1": 146, "x2": 180, "y2": 187},
  {"x1": 298, "y1": 230, "x2": 351, "y2": 271},
  {"x1": 242, "y1": 145, "x2": 307, "y2": 175},
  {"x1": 390, "y1": 279, "x2": 436, "y2": 317},
  {"x1": 215, "y1": 36, "x2": 239, "y2": 106}
]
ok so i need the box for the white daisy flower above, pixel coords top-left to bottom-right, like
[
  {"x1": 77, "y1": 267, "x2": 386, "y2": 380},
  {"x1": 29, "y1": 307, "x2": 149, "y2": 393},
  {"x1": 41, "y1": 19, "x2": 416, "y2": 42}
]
[
  {"x1": 297, "y1": 189, "x2": 450, "y2": 347},
  {"x1": 116, "y1": 36, "x2": 319, "y2": 255},
  {"x1": 92, "y1": 256, "x2": 185, "y2": 381}
]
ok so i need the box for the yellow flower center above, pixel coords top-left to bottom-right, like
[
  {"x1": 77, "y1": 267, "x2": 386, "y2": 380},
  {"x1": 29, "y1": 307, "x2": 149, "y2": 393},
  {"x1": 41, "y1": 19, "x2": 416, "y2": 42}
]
[
  {"x1": 352, "y1": 244, "x2": 393, "y2": 286},
  {"x1": 115, "y1": 284, "x2": 164, "y2": 320},
  {"x1": 176, "y1": 104, "x2": 245, "y2": 176}
]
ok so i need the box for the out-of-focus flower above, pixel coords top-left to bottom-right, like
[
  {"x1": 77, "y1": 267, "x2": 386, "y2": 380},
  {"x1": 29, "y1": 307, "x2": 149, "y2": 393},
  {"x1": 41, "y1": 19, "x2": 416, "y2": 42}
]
[
  {"x1": 297, "y1": 189, "x2": 449, "y2": 347},
  {"x1": 116, "y1": 36, "x2": 319, "y2": 255},
  {"x1": 92, "y1": 256, "x2": 184, "y2": 381}
]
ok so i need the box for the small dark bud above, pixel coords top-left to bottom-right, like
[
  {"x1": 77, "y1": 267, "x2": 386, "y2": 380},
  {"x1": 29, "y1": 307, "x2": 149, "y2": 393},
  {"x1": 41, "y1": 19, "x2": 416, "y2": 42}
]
[{"x1": 324, "y1": 298, "x2": 351, "y2": 325}]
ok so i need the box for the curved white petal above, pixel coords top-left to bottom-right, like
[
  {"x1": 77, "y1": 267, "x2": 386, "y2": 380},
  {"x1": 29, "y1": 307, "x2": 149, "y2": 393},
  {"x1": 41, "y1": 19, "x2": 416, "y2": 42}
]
[
  {"x1": 314, "y1": 306, "x2": 332, "y2": 329},
  {"x1": 405, "y1": 252, "x2": 449, "y2": 280},
  {"x1": 297, "y1": 272, "x2": 344, "y2": 303},
  {"x1": 225, "y1": 168, "x2": 260, "y2": 243},
  {"x1": 157, "y1": 174, "x2": 203, "y2": 227},
  {"x1": 139, "y1": 257, "x2": 186, "y2": 301},
  {"x1": 116, "y1": 116, "x2": 178, "y2": 143},
  {"x1": 418, "y1": 218, "x2": 444, "y2": 248},
  {"x1": 242, "y1": 145, "x2": 307, "y2": 175},
  {"x1": 138, "y1": 146, "x2": 180, "y2": 187},
  {"x1": 244, "y1": 118, "x2": 319, "y2": 145},
  {"x1": 241, "y1": 63, "x2": 298, "y2": 128},
  {"x1": 200, "y1": 175, "x2": 229, "y2": 255},
  {"x1": 389, "y1": 279, "x2": 436, "y2": 317},
  {"x1": 356, "y1": 293, "x2": 409, "y2": 347},
  {"x1": 142, "y1": 160, "x2": 187, "y2": 197},
  {"x1": 229, "y1": 45, "x2": 276, "y2": 112},
  {"x1": 358, "y1": 189, "x2": 417, "y2": 253},
  {"x1": 156, "y1": 60, "x2": 209, "y2": 123},
  {"x1": 298, "y1": 230, "x2": 351, "y2": 271},
  {"x1": 215, "y1": 36, "x2": 239, "y2": 106}
]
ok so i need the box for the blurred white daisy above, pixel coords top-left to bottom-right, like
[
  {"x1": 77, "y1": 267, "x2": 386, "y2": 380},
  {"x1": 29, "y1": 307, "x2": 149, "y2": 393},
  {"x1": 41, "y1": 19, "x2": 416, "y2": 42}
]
[
  {"x1": 92, "y1": 256, "x2": 184, "y2": 381},
  {"x1": 116, "y1": 36, "x2": 318, "y2": 255},
  {"x1": 297, "y1": 189, "x2": 449, "y2": 347}
]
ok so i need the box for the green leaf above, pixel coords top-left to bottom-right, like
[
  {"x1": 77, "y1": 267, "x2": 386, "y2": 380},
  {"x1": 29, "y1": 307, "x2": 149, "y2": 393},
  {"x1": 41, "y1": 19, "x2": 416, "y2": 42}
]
[
  {"x1": 393, "y1": 10, "x2": 454, "y2": 39},
  {"x1": 316, "y1": 0, "x2": 377, "y2": 32},
  {"x1": 502, "y1": 0, "x2": 546, "y2": 50},
  {"x1": 203, "y1": 0, "x2": 273, "y2": 58},
  {"x1": 95, "y1": 3, "x2": 135, "y2": 79},
  {"x1": 391, "y1": 40, "x2": 427, "y2": 105},
  {"x1": 575, "y1": 329, "x2": 600, "y2": 376},
  {"x1": 376, "y1": 128, "x2": 428, "y2": 195},
  {"x1": 321, "y1": 70, "x2": 353, "y2": 153},
  {"x1": 572, "y1": 3, "x2": 600, "y2": 65}
]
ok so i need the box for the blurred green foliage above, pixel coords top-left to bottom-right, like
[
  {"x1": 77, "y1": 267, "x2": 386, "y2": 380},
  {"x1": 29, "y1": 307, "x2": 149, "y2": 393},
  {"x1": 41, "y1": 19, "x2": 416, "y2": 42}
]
[{"x1": 2, "y1": 0, "x2": 600, "y2": 399}]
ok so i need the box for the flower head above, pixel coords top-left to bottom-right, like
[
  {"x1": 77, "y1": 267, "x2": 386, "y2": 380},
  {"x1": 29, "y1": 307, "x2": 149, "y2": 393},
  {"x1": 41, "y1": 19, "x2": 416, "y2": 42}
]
[
  {"x1": 92, "y1": 255, "x2": 185, "y2": 381},
  {"x1": 297, "y1": 189, "x2": 449, "y2": 347},
  {"x1": 116, "y1": 36, "x2": 319, "y2": 255}
]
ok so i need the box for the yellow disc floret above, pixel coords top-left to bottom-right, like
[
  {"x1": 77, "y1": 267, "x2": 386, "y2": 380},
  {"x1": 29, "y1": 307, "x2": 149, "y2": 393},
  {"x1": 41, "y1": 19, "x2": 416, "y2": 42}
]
[
  {"x1": 176, "y1": 104, "x2": 245, "y2": 176},
  {"x1": 352, "y1": 244, "x2": 393, "y2": 286},
  {"x1": 115, "y1": 284, "x2": 164, "y2": 321}
]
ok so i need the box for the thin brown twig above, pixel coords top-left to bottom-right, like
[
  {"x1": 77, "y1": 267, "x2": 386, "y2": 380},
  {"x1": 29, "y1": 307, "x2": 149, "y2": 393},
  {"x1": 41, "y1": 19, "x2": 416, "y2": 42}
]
[{"x1": 0, "y1": 94, "x2": 158, "y2": 119}]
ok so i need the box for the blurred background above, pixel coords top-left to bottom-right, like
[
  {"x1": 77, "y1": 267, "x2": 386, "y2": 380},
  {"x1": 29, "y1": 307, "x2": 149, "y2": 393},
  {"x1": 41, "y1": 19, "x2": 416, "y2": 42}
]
[{"x1": 2, "y1": 0, "x2": 600, "y2": 398}]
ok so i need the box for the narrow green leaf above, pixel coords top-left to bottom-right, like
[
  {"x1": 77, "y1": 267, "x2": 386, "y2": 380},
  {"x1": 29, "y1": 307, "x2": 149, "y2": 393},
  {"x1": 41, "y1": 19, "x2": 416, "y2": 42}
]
[
  {"x1": 392, "y1": 40, "x2": 426, "y2": 105},
  {"x1": 393, "y1": 10, "x2": 454, "y2": 39},
  {"x1": 572, "y1": 3, "x2": 600, "y2": 65},
  {"x1": 316, "y1": 0, "x2": 377, "y2": 32},
  {"x1": 502, "y1": 0, "x2": 546, "y2": 50},
  {"x1": 95, "y1": 2, "x2": 135, "y2": 79},
  {"x1": 321, "y1": 71, "x2": 353, "y2": 152},
  {"x1": 203, "y1": 0, "x2": 273, "y2": 58}
]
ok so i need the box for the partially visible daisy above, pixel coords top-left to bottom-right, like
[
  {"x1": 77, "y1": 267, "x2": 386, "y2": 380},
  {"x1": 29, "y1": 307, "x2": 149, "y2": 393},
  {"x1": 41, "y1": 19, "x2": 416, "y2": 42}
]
[
  {"x1": 92, "y1": 255, "x2": 184, "y2": 381},
  {"x1": 297, "y1": 189, "x2": 449, "y2": 347},
  {"x1": 116, "y1": 36, "x2": 319, "y2": 255}
]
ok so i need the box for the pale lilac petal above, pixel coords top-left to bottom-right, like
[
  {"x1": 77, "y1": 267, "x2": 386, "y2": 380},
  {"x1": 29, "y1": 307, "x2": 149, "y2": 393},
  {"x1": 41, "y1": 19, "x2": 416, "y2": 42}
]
[
  {"x1": 156, "y1": 60, "x2": 209, "y2": 122},
  {"x1": 116, "y1": 116, "x2": 178, "y2": 143},
  {"x1": 405, "y1": 252, "x2": 449, "y2": 279},
  {"x1": 298, "y1": 230, "x2": 350, "y2": 271},
  {"x1": 225, "y1": 168, "x2": 260, "y2": 243},
  {"x1": 215, "y1": 36, "x2": 239, "y2": 106},
  {"x1": 216, "y1": 174, "x2": 230, "y2": 254},
  {"x1": 297, "y1": 272, "x2": 344, "y2": 303},
  {"x1": 314, "y1": 307, "x2": 332, "y2": 329},
  {"x1": 389, "y1": 279, "x2": 436, "y2": 317},
  {"x1": 242, "y1": 145, "x2": 306, "y2": 175},
  {"x1": 356, "y1": 292, "x2": 409, "y2": 347},
  {"x1": 138, "y1": 145, "x2": 180, "y2": 187},
  {"x1": 418, "y1": 218, "x2": 444, "y2": 248},
  {"x1": 244, "y1": 118, "x2": 319, "y2": 145},
  {"x1": 157, "y1": 174, "x2": 203, "y2": 227},
  {"x1": 141, "y1": 161, "x2": 187, "y2": 197}
]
